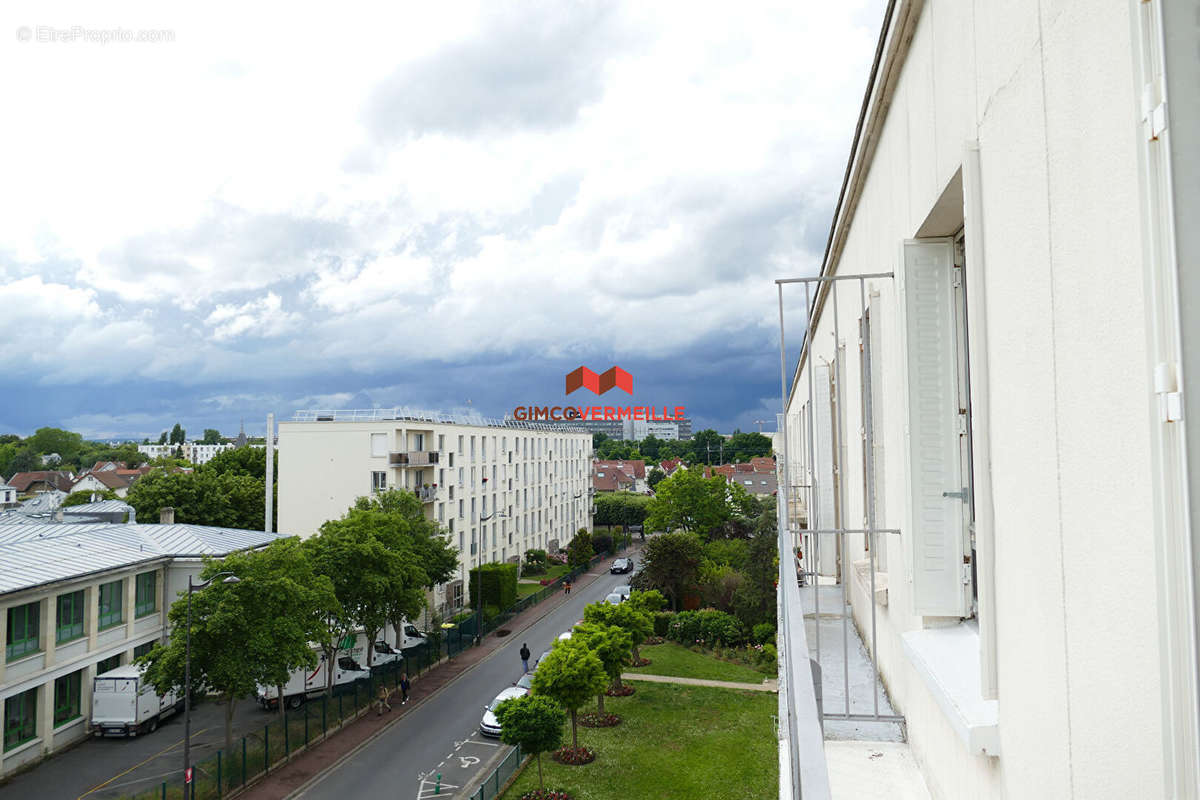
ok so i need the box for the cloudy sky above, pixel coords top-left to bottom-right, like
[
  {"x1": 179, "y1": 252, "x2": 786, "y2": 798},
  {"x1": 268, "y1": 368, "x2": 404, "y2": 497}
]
[{"x1": 0, "y1": 1, "x2": 883, "y2": 440}]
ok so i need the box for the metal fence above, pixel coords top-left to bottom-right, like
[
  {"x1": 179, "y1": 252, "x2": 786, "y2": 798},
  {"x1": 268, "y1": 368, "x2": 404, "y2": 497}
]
[
  {"x1": 469, "y1": 744, "x2": 525, "y2": 800},
  {"x1": 119, "y1": 546, "x2": 625, "y2": 799}
]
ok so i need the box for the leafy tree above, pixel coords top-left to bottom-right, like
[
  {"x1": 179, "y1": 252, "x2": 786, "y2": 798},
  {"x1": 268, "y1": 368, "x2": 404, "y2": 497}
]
[
  {"x1": 647, "y1": 467, "x2": 666, "y2": 490},
  {"x1": 62, "y1": 489, "x2": 120, "y2": 507},
  {"x1": 592, "y1": 492, "x2": 650, "y2": 531},
  {"x1": 583, "y1": 599, "x2": 654, "y2": 666},
  {"x1": 530, "y1": 639, "x2": 608, "y2": 750},
  {"x1": 201, "y1": 429, "x2": 223, "y2": 445},
  {"x1": 126, "y1": 469, "x2": 266, "y2": 529},
  {"x1": 592, "y1": 432, "x2": 609, "y2": 452},
  {"x1": 704, "y1": 538, "x2": 751, "y2": 571},
  {"x1": 733, "y1": 512, "x2": 779, "y2": 629},
  {"x1": 0, "y1": 434, "x2": 19, "y2": 445},
  {"x1": 204, "y1": 446, "x2": 274, "y2": 481},
  {"x1": 690, "y1": 429, "x2": 725, "y2": 465},
  {"x1": 639, "y1": 531, "x2": 705, "y2": 610},
  {"x1": 169, "y1": 423, "x2": 186, "y2": 445},
  {"x1": 566, "y1": 528, "x2": 593, "y2": 569},
  {"x1": 28, "y1": 427, "x2": 85, "y2": 466},
  {"x1": 158, "y1": 431, "x2": 168, "y2": 445},
  {"x1": 645, "y1": 468, "x2": 730, "y2": 537},
  {"x1": 0, "y1": 444, "x2": 37, "y2": 478},
  {"x1": 638, "y1": 435, "x2": 663, "y2": 461},
  {"x1": 140, "y1": 543, "x2": 335, "y2": 757},
  {"x1": 571, "y1": 622, "x2": 632, "y2": 711},
  {"x1": 493, "y1": 695, "x2": 566, "y2": 793},
  {"x1": 726, "y1": 431, "x2": 773, "y2": 462}
]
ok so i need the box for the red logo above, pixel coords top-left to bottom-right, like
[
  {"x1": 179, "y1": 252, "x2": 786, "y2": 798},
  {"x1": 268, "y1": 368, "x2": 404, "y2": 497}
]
[{"x1": 565, "y1": 366, "x2": 633, "y2": 395}]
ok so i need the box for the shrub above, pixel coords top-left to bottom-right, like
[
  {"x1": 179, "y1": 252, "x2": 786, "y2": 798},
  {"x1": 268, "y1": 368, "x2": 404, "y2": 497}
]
[
  {"x1": 698, "y1": 609, "x2": 744, "y2": 647},
  {"x1": 756, "y1": 643, "x2": 777, "y2": 673},
  {"x1": 591, "y1": 533, "x2": 614, "y2": 556},
  {"x1": 469, "y1": 562, "x2": 519, "y2": 610},
  {"x1": 653, "y1": 611, "x2": 674, "y2": 637},
  {"x1": 667, "y1": 610, "x2": 702, "y2": 644},
  {"x1": 752, "y1": 622, "x2": 776, "y2": 645},
  {"x1": 567, "y1": 530, "x2": 594, "y2": 569},
  {"x1": 524, "y1": 549, "x2": 549, "y2": 575}
]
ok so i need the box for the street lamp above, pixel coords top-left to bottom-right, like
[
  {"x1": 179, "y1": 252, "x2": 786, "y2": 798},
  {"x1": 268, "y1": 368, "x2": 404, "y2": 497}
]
[{"x1": 184, "y1": 571, "x2": 240, "y2": 799}]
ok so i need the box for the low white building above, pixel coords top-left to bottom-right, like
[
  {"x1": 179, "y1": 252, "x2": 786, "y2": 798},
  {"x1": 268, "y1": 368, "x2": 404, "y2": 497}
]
[
  {"x1": 136, "y1": 442, "x2": 243, "y2": 466},
  {"x1": 0, "y1": 522, "x2": 286, "y2": 777},
  {"x1": 773, "y1": 2, "x2": 1200, "y2": 799},
  {"x1": 277, "y1": 409, "x2": 592, "y2": 614}
]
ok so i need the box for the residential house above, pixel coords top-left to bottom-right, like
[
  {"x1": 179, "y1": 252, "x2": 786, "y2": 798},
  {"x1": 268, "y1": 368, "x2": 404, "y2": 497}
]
[
  {"x1": 0, "y1": 483, "x2": 16, "y2": 510},
  {"x1": 69, "y1": 471, "x2": 133, "y2": 499},
  {"x1": 593, "y1": 460, "x2": 647, "y2": 492},
  {"x1": 6, "y1": 473, "x2": 74, "y2": 496},
  {"x1": 592, "y1": 466, "x2": 635, "y2": 493}
]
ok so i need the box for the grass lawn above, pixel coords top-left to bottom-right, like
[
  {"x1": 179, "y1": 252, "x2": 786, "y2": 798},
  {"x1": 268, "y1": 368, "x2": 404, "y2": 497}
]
[
  {"x1": 629, "y1": 642, "x2": 766, "y2": 684},
  {"x1": 501, "y1": 682, "x2": 777, "y2": 800},
  {"x1": 517, "y1": 582, "x2": 545, "y2": 599},
  {"x1": 519, "y1": 563, "x2": 570, "y2": 583}
]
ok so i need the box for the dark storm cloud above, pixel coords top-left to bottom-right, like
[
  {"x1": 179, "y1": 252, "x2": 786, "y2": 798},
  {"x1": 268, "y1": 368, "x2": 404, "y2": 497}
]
[{"x1": 365, "y1": 3, "x2": 622, "y2": 139}]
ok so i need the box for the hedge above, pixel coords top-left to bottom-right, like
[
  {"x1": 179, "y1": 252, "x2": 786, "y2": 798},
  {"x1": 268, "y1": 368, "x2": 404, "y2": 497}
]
[{"x1": 469, "y1": 562, "x2": 519, "y2": 611}]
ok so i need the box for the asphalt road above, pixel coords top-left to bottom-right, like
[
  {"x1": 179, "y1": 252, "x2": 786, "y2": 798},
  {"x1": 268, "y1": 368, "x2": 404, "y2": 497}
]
[
  {"x1": 298, "y1": 562, "x2": 638, "y2": 800},
  {"x1": 0, "y1": 692, "x2": 276, "y2": 800}
]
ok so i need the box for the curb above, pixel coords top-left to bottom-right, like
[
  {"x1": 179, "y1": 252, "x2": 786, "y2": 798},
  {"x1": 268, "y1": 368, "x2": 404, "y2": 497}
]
[{"x1": 282, "y1": 550, "x2": 640, "y2": 799}]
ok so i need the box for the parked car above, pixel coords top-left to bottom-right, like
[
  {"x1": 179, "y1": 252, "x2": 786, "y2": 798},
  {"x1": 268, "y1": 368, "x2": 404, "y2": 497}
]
[
  {"x1": 516, "y1": 672, "x2": 534, "y2": 691},
  {"x1": 612, "y1": 584, "x2": 632, "y2": 599},
  {"x1": 535, "y1": 650, "x2": 552, "y2": 668},
  {"x1": 611, "y1": 558, "x2": 634, "y2": 574},
  {"x1": 603, "y1": 592, "x2": 625, "y2": 605},
  {"x1": 480, "y1": 686, "x2": 528, "y2": 737}
]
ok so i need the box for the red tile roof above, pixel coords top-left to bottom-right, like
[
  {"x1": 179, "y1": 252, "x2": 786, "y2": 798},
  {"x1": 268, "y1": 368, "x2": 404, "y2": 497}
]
[
  {"x1": 594, "y1": 459, "x2": 645, "y2": 479},
  {"x1": 7, "y1": 471, "x2": 75, "y2": 492}
]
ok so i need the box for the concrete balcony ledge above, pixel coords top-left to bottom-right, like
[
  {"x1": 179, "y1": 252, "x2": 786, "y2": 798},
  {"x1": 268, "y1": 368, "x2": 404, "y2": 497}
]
[{"x1": 901, "y1": 624, "x2": 999, "y2": 757}]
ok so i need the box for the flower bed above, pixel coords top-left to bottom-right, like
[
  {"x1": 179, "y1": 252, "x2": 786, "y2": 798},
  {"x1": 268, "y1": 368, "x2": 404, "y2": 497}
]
[
  {"x1": 552, "y1": 745, "x2": 595, "y2": 765},
  {"x1": 631, "y1": 656, "x2": 652, "y2": 667},
  {"x1": 605, "y1": 684, "x2": 635, "y2": 697},
  {"x1": 643, "y1": 635, "x2": 665, "y2": 645},
  {"x1": 578, "y1": 711, "x2": 621, "y2": 727},
  {"x1": 518, "y1": 790, "x2": 573, "y2": 800}
]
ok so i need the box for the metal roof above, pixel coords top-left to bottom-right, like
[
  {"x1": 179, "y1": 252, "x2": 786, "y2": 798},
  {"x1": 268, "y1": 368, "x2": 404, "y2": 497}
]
[
  {"x1": 0, "y1": 523, "x2": 289, "y2": 596},
  {"x1": 61, "y1": 500, "x2": 135, "y2": 516}
]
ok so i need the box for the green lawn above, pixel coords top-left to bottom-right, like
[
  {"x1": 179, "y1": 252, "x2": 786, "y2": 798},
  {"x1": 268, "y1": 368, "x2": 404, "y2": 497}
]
[
  {"x1": 517, "y1": 582, "x2": 545, "y2": 599},
  {"x1": 501, "y1": 682, "x2": 777, "y2": 800},
  {"x1": 629, "y1": 642, "x2": 766, "y2": 684},
  {"x1": 519, "y1": 563, "x2": 570, "y2": 583}
]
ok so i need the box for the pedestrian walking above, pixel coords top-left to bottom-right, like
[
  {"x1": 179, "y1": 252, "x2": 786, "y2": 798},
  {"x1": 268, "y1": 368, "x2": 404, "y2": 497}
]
[
  {"x1": 399, "y1": 673, "x2": 411, "y2": 704},
  {"x1": 376, "y1": 684, "x2": 391, "y2": 716},
  {"x1": 519, "y1": 643, "x2": 531, "y2": 673},
  {"x1": 564, "y1": 580, "x2": 571, "y2": 595}
]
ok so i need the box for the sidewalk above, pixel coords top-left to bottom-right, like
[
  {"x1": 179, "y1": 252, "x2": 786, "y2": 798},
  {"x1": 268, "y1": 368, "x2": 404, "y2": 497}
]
[
  {"x1": 620, "y1": 672, "x2": 778, "y2": 692},
  {"x1": 240, "y1": 547, "x2": 640, "y2": 800}
]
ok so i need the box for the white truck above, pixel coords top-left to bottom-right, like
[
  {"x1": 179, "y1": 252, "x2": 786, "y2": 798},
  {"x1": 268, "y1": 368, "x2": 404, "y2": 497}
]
[
  {"x1": 91, "y1": 665, "x2": 182, "y2": 737},
  {"x1": 392, "y1": 619, "x2": 428, "y2": 650},
  {"x1": 256, "y1": 651, "x2": 371, "y2": 710}
]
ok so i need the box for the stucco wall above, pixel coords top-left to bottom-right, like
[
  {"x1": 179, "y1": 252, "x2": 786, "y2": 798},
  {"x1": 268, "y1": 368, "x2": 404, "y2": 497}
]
[{"x1": 786, "y1": 1, "x2": 1160, "y2": 797}]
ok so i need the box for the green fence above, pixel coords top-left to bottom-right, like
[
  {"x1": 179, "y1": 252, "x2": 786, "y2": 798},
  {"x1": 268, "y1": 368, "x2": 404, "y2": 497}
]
[
  {"x1": 121, "y1": 548, "x2": 625, "y2": 799},
  {"x1": 470, "y1": 744, "x2": 525, "y2": 800}
]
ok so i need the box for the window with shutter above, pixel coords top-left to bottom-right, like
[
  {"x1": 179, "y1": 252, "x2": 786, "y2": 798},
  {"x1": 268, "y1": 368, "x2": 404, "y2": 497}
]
[{"x1": 901, "y1": 238, "x2": 970, "y2": 617}]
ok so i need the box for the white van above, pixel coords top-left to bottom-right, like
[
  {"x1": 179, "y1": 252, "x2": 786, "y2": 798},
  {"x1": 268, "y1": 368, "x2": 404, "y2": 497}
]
[
  {"x1": 393, "y1": 619, "x2": 427, "y2": 650},
  {"x1": 91, "y1": 665, "x2": 181, "y2": 737},
  {"x1": 344, "y1": 632, "x2": 404, "y2": 668},
  {"x1": 256, "y1": 651, "x2": 371, "y2": 710}
]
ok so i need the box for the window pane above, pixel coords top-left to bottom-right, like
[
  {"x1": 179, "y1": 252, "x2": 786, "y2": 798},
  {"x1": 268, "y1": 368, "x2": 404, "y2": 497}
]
[
  {"x1": 4, "y1": 688, "x2": 37, "y2": 751},
  {"x1": 135, "y1": 572, "x2": 157, "y2": 617},
  {"x1": 98, "y1": 580, "x2": 124, "y2": 629},
  {"x1": 53, "y1": 672, "x2": 82, "y2": 726},
  {"x1": 56, "y1": 591, "x2": 85, "y2": 643},
  {"x1": 6, "y1": 603, "x2": 39, "y2": 661}
]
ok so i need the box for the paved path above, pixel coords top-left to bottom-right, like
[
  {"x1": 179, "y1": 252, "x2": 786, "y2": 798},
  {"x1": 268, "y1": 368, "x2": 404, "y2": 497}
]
[
  {"x1": 619, "y1": 672, "x2": 779, "y2": 692},
  {"x1": 236, "y1": 549, "x2": 640, "y2": 800}
]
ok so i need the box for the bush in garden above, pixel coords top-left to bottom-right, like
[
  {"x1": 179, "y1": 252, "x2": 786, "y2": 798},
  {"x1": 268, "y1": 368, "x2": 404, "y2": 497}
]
[
  {"x1": 591, "y1": 533, "x2": 613, "y2": 556},
  {"x1": 698, "y1": 609, "x2": 744, "y2": 647},
  {"x1": 752, "y1": 622, "x2": 776, "y2": 645},
  {"x1": 524, "y1": 549, "x2": 549, "y2": 575},
  {"x1": 667, "y1": 610, "x2": 702, "y2": 644},
  {"x1": 755, "y1": 642, "x2": 778, "y2": 673},
  {"x1": 653, "y1": 611, "x2": 674, "y2": 637}
]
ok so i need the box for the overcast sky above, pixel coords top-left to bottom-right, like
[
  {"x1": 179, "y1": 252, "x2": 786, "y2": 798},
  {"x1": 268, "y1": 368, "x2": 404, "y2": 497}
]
[{"x1": 0, "y1": 1, "x2": 883, "y2": 440}]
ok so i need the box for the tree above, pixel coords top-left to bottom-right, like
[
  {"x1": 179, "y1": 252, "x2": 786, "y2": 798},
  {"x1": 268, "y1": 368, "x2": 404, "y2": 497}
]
[
  {"x1": 566, "y1": 528, "x2": 593, "y2": 569},
  {"x1": 726, "y1": 431, "x2": 773, "y2": 462},
  {"x1": 571, "y1": 622, "x2": 632, "y2": 711},
  {"x1": 204, "y1": 446, "x2": 273, "y2": 481},
  {"x1": 169, "y1": 423, "x2": 186, "y2": 445},
  {"x1": 126, "y1": 469, "x2": 266, "y2": 529},
  {"x1": 158, "y1": 431, "x2": 168, "y2": 445},
  {"x1": 201, "y1": 429, "x2": 223, "y2": 445},
  {"x1": 62, "y1": 489, "x2": 120, "y2": 507},
  {"x1": 690, "y1": 429, "x2": 725, "y2": 465},
  {"x1": 530, "y1": 639, "x2": 608, "y2": 750},
  {"x1": 583, "y1": 600, "x2": 653, "y2": 666},
  {"x1": 639, "y1": 531, "x2": 705, "y2": 610},
  {"x1": 140, "y1": 543, "x2": 335, "y2": 758},
  {"x1": 28, "y1": 427, "x2": 85, "y2": 466},
  {"x1": 733, "y1": 511, "x2": 779, "y2": 629},
  {"x1": 647, "y1": 467, "x2": 666, "y2": 490},
  {"x1": 639, "y1": 435, "x2": 663, "y2": 461},
  {"x1": 493, "y1": 695, "x2": 566, "y2": 793},
  {"x1": 645, "y1": 468, "x2": 733, "y2": 537}
]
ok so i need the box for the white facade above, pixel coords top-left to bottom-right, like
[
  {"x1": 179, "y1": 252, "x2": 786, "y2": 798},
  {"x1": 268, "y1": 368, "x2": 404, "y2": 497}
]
[
  {"x1": 779, "y1": 2, "x2": 1182, "y2": 799},
  {"x1": 621, "y1": 419, "x2": 681, "y2": 441},
  {"x1": 136, "y1": 442, "x2": 241, "y2": 465},
  {"x1": 277, "y1": 414, "x2": 591, "y2": 614}
]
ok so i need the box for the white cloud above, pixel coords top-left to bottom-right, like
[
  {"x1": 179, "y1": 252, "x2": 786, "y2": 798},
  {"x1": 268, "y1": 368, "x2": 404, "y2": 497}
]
[{"x1": 204, "y1": 292, "x2": 300, "y2": 341}]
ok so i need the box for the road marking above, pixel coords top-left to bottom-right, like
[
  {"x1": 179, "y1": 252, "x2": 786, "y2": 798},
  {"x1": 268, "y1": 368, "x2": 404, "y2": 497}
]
[
  {"x1": 77, "y1": 728, "x2": 210, "y2": 800},
  {"x1": 469, "y1": 737, "x2": 500, "y2": 746},
  {"x1": 459, "y1": 755, "x2": 479, "y2": 768}
]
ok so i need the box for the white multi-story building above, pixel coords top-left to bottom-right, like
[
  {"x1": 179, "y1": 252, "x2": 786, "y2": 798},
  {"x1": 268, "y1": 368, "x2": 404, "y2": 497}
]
[
  {"x1": 0, "y1": 522, "x2": 285, "y2": 777},
  {"x1": 277, "y1": 409, "x2": 592, "y2": 614},
  {"x1": 137, "y1": 442, "x2": 241, "y2": 465},
  {"x1": 772, "y1": 2, "x2": 1200, "y2": 799}
]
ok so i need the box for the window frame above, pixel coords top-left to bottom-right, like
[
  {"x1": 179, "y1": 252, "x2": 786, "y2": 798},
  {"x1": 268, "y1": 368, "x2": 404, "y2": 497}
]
[
  {"x1": 56, "y1": 590, "x2": 85, "y2": 644},
  {"x1": 4, "y1": 688, "x2": 37, "y2": 751},
  {"x1": 97, "y1": 580, "x2": 124, "y2": 630},
  {"x1": 53, "y1": 671, "x2": 82, "y2": 727},
  {"x1": 135, "y1": 571, "x2": 157, "y2": 618},
  {"x1": 6, "y1": 601, "x2": 40, "y2": 661}
]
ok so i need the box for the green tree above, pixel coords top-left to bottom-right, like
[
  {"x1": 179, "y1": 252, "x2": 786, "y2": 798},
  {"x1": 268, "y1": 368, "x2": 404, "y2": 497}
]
[
  {"x1": 639, "y1": 531, "x2": 705, "y2": 610},
  {"x1": 583, "y1": 599, "x2": 654, "y2": 666},
  {"x1": 493, "y1": 695, "x2": 566, "y2": 793},
  {"x1": 157, "y1": 431, "x2": 168, "y2": 445},
  {"x1": 169, "y1": 423, "x2": 185, "y2": 445},
  {"x1": 690, "y1": 429, "x2": 725, "y2": 465},
  {"x1": 140, "y1": 543, "x2": 335, "y2": 757},
  {"x1": 571, "y1": 622, "x2": 632, "y2": 711},
  {"x1": 733, "y1": 511, "x2": 779, "y2": 629},
  {"x1": 203, "y1": 446, "x2": 274, "y2": 481},
  {"x1": 647, "y1": 467, "x2": 666, "y2": 490},
  {"x1": 531, "y1": 639, "x2": 608, "y2": 750},
  {"x1": 566, "y1": 528, "x2": 593, "y2": 569},
  {"x1": 201, "y1": 429, "x2": 223, "y2": 445},
  {"x1": 646, "y1": 468, "x2": 732, "y2": 537},
  {"x1": 28, "y1": 427, "x2": 85, "y2": 466},
  {"x1": 62, "y1": 489, "x2": 121, "y2": 507},
  {"x1": 639, "y1": 435, "x2": 663, "y2": 460},
  {"x1": 126, "y1": 468, "x2": 266, "y2": 529},
  {"x1": 726, "y1": 431, "x2": 773, "y2": 462}
]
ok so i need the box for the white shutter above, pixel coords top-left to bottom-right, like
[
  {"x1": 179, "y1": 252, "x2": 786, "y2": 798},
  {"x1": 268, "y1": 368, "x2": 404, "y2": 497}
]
[
  {"x1": 901, "y1": 239, "x2": 969, "y2": 616},
  {"x1": 813, "y1": 363, "x2": 838, "y2": 576},
  {"x1": 370, "y1": 433, "x2": 387, "y2": 458}
]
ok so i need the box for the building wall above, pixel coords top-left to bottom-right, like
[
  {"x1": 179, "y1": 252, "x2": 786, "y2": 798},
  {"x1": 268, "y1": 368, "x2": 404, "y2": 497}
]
[
  {"x1": 784, "y1": 2, "x2": 1159, "y2": 798},
  {"x1": 278, "y1": 421, "x2": 592, "y2": 613},
  {"x1": 0, "y1": 561, "x2": 179, "y2": 777}
]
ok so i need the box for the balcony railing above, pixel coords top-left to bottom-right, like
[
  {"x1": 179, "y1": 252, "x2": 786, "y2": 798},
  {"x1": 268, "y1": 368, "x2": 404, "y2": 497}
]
[
  {"x1": 416, "y1": 486, "x2": 438, "y2": 502},
  {"x1": 390, "y1": 451, "x2": 440, "y2": 467}
]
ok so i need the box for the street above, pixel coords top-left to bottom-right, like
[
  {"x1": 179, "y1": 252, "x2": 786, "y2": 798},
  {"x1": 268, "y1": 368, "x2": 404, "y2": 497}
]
[{"x1": 298, "y1": 560, "x2": 637, "y2": 800}]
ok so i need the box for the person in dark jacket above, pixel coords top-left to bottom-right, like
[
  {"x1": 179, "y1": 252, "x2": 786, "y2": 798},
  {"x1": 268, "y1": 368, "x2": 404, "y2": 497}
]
[
  {"x1": 519, "y1": 643, "x2": 531, "y2": 673},
  {"x1": 399, "y1": 674, "x2": 410, "y2": 704}
]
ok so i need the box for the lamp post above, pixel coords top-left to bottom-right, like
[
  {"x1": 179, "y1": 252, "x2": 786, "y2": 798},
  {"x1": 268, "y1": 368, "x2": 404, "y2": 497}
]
[{"x1": 184, "y1": 571, "x2": 240, "y2": 799}]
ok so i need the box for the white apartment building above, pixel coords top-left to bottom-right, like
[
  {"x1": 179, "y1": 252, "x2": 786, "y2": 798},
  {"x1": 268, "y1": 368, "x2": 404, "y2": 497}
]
[
  {"x1": 774, "y1": 2, "x2": 1200, "y2": 799},
  {"x1": 0, "y1": 522, "x2": 285, "y2": 777},
  {"x1": 136, "y1": 442, "x2": 252, "y2": 466},
  {"x1": 277, "y1": 409, "x2": 592, "y2": 613}
]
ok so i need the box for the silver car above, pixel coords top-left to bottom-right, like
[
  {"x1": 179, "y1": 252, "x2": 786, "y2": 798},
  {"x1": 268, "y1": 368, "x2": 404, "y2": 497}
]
[{"x1": 480, "y1": 686, "x2": 528, "y2": 737}]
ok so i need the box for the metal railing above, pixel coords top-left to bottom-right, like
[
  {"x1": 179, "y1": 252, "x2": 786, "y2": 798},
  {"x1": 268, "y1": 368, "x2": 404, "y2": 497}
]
[
  {"x1": 468, "y1": 744, "x2": 524, "y2": 800},
  {"x1": 291, "y1": 408, "x2": 579, "y2": 432},
  {"x1": 390, "y1": 451, "x2": 440, "y2": 466}
]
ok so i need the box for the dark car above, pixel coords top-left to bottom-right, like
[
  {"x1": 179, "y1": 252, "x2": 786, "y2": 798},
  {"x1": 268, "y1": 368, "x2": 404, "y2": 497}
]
[{"x1": 610, "y1": 557, "x2": 634, "y2": 574}]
